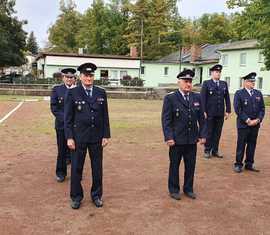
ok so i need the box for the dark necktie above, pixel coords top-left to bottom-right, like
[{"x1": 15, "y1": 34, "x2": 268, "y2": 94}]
[
  {"x1": 86, "y1": 89, "x2": 92, "y2": 97},
  {"x1": 184, "y1": 94, "x2": 189, "y2": 106},
  {"x1": 250, "y1": 89, "x2": 254, "y2": 96},
  {"x1": 216, "y1": 81, "x2": 219, "y2": 87}
]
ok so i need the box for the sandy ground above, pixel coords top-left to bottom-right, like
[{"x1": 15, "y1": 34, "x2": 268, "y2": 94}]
[
  {"x1": 0, "y1": 99, "x2": 270, "y2": 235},
  {"x1": 0, "y1": 102, "x2": 20, "y2": 119}
]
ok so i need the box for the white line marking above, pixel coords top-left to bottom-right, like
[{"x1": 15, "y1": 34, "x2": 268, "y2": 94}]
[
  {"x1": 25, "y1": 99, "x2": 39, "y2": 102},
  {"x1": 0, "y1": 101, "x2": 24, "y2": 124}
]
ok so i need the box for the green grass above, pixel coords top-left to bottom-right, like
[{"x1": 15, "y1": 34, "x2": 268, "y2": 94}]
[
  {"x1": 264, "y1": 96, "x2": 270, "y2": 106},
  {"x1": 0, "y1": 94, "x2": 269, "y2": 105},
  {"x1": 0, "y1": 95, "x2": 45, "y2": 101}
]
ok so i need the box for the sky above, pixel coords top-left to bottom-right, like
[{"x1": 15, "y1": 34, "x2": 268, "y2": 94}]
[{"x1": 14, "y1": 0, "x2": 240, "y2": 47}]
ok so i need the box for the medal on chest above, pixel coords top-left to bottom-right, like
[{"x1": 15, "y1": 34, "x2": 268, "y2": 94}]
[
  {"x1": 176, "y1": 108, "x2": 180, "y2": 117},
  {"x1": 58, "y1": 97, "x2": 63, "y2": 104}
]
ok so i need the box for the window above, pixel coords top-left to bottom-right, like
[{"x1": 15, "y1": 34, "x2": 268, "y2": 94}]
[
  {"x1": 110, "y1": 70, "x2": 118, "y2": 80},
  {"x1": 240, "y1": 53, "x2": 247, "y2": 66},
  {"x1": 120, "y1": 71, "x2": 127, "y2": 79},
  {"x1": 239, "y1": 77, "x2": 243, "y2": 88},
  {"x1": 257, "y1": 77, "x2": 263, "y2": 90},
  {"x1": 222, "y1": 54, "x2": 228, "y2": 66},
  {"x1": 100, "y1": 70, "x2": 108, "y2": 79},
  {"x1": 208, "y1": 67, "x2": 211, "y2": 77},
  {"x1": 259, "y1": 52, "x2": 264, "y2": 63},
  {"x1": 164, "y1": 67, "x2": 169, "y2": 75},
  {"x1": 141, "y1": 66, "x2": 145, "y2": 75},
  {"x1": 225, "y1": 77, "x2": 230, "y2": 88}
]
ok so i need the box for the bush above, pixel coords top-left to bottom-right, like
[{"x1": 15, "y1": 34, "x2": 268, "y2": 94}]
[
  {"x1": 94, "y1": 77, "x2": 110, "y2": 86},
  {"x1": 120, "y1": 76, "x2": 144, "y2": 87},
  {"x1": 53, "y1": 72, "x2": 63, "y2": 81}
]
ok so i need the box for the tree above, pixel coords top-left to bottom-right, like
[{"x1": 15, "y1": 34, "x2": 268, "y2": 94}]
[
  {"x1": 26, "y1": 31, "x2": 39, "y2": 55},
  {"x1": 76, "y1": 0, "x2": 130, "y2": 55},
  {"x1": 226, "y1": 0, "x2": 253, "y2": 8},
  {"x1": 195, "y1": 13, "x2": 235, "y2": 44},
  {"x1": 146, "y1": 0, "x2": 176, "y2": 59},
  {"x1": 125, "y1": 0, "x2": 183, "y2": 59},
  {"x1": 48, "y1": 0, "x2": 82, "y2": 53},
  {"x1": 181, "y1": 19, "x2": 202, "y2": 45},
  {"x1": 106, "y1": 0, "x2": 130, "y2": 55},
  {"x1": 0, "y1": 0, "x2": 27, "y2": 67},
  {"x1": 124, "y1": 0, "x2": 151, "y2": 58},
  {"x1": 227, "y1": 0, "x2": 270, "y2": 70},
  {"x1": 77, "y1": 0, "x2": 110, "y2": 54}
]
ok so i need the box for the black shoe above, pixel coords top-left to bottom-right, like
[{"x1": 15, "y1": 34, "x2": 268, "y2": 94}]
[
  {"x1": 169, "y1": 193, "x2": 181, "y2": 200},
  {"x1": 56, "y1": 175, "x2": 65, "y2": 182},
  {"x1": 234, "y1": 165, "x2": 242, "y2": 173},
  {"x1": 204, "y1": 152, "x2": 211, "y2": 159},
  {"x1": 93, "y1": 198, "x2": 103, "y2": 208},
  {"x1": 71, "y1": 200, "x2": 81, "y2": 209},
  {"x1": 245, "y1": 166, "x2": 260, "y2": 172},
  {"x1": 66, "y1": 159, "x2": 71, "y2": 165},
  {"x1": 184, "y1": 191, "x2": 197, "y2": 199},
  {"x1": 212, "y1": 152, "x2": 223, "y2": 158}
]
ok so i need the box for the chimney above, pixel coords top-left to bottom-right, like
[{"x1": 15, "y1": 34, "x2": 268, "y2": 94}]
[
  {"x1": 130, "y1": 46, "x2": 138, "y2": 58},
  {"x1": 181, "y1": 46, "x2": 190, "y2": 55},
  {"x1": 190, "y1": 44, "x2": 202, "y2": 63}
]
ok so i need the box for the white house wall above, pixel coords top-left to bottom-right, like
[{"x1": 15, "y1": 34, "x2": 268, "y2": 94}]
[
  {"x1": 38, "y1": 55, "x2": 141, "y2": 80},
  {"x1": 43, "y1": 65, "x2": 140, "y2": 80},
  {"x1": 45, "y1": 56, "x2": 140, "y2": 69}
]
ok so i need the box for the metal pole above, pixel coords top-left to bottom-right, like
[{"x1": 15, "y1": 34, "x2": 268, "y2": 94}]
[
  {"x1": 139, "y1": 19, "x2": 144, "y2": 79},
  {"x1": 179, "y1": 44, "x2": 182, "y2": 72},
  {"x1": 140, "y1": 19, "x2": 144, "y2": 61}
]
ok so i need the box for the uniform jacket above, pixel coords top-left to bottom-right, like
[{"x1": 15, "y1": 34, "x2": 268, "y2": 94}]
[
  {"x1": 200, "y1": 79, "x2": 231, "y2": 117},
  {"x1": 162, "y1": 90, "x2": 207, "y2": 145},
  {"x1": 64, "y1": 85, "x2": 110, "y2": 143},
  {"x1": 50, "y1": 84, "x2": 68, "y2": 130},
  {"x1": 234, "y1": 88, "x2": 265, "y2": 129}
]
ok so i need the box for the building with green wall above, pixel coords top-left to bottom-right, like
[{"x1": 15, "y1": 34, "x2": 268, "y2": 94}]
[
  {"x1": 35, "y1": 39, "x2": 269, "y2": 95},
  {"x1": 219, "y1": 40, "x2": 269, "y2": 95}
]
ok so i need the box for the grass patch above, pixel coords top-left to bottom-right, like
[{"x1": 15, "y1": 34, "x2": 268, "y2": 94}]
[
  {"x1": 264, "y1": 96, "x2": 270, "y2": 106},
  {"x1": 0, "y1": 95, "x2": 45, "y2": 101}
]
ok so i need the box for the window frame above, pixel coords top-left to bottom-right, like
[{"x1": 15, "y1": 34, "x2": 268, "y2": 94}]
[
  {"x1": 222, "y1": 54, "x2": 228, "y2": 66},
  {"x1": 240, "y1": 52, "x2": 247, "y2": 67}
]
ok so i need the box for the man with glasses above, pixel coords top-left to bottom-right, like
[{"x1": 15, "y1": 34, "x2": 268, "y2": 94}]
[
  {"x1": 64, "y1": 63, "x2": 110, "y2": 209},
  {"x1": 233, "y1": 72, "x2": 265, "y2": 173},
  {"x1": 50, "y1": 68, "x2": 77, "y2": 182}
]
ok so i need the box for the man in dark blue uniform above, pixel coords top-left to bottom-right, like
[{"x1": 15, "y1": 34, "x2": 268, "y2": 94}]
[
  {"x1": 50, "y1": 68, "x2": 76, "y2": 182},
  {"x1": 233, "y1": 72, "x2": 265, "y2": 173},
  {"x1": 200, "y1": 64, "x2": 231, "y2": 159},
  {"x1": 162, "y1": 69, "x2": 206, "y2": 200},
  {"x1": 64, "y1": 62, "x2": 110, "y2": 209}
]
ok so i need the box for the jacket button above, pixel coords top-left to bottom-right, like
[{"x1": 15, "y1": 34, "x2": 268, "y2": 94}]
[{"x1": 91, "y1": 124, "x2": 94, "y2": 127}]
